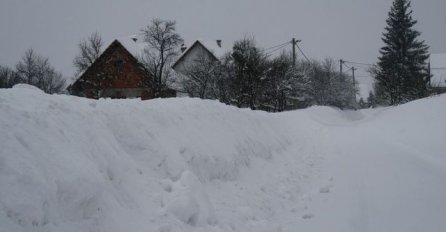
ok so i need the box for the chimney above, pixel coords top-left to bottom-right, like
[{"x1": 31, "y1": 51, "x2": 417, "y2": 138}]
[
  {"x1": 181, "y1": 44, "x2": 187, "y2": 52},
  {"x1": 216, "y1": 40, "x2": 222, "y2": 48}
]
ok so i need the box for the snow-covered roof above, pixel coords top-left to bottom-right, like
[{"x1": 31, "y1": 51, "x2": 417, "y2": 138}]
[
  {"x1": 430, "y1": 53, "x2": 446, "y2": 87},
  {"x1": 67, "y1": 35, "x2": 147, "y2": 87},
  {"x1": 197, "y1": 39, "x2": 228, "y2": 58},
  {"x1": 173, "y1": 40, "x2": 229, "y2": 68},
  {"x1": 68, "y1": 37, "x2": 229, "y2": 88},
  {"x1": 116, "y1": 35, "x2": 147, "y2": 59}
]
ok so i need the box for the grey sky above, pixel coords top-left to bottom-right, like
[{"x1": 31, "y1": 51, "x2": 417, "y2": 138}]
[{"x1": 1, "y1": 0, "x2": 445, "y2": 84}]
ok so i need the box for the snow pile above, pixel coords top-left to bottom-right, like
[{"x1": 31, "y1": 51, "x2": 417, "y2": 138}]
[{"x1": 1, "y1": 85, "x2": 446, "y2": 232}]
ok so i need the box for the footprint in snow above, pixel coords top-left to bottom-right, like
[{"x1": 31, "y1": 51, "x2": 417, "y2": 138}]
[{"x1": 302, "y1": 213, "x2": 314, "y2": 219}]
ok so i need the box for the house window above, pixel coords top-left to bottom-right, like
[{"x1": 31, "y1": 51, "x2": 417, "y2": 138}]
[{"x1": 114, "y1": 59, "x2": 124, "y2": 68}]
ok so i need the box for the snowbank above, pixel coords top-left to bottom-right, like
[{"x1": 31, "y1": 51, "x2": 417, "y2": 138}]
[
  {"x1": 12, "y1": 83, "x2": 44, "y2": 92},
  {"x1": 1, "y1": 85, "x2": 445, "y2": 232}
]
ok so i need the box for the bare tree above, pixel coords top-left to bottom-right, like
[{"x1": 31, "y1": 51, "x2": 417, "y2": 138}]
[
  {"x1": 16, "y1": 48, "x2": 65, "y2": 94},
  {"x1": 141, "y1": 19, "x2": 183, "y2": 97},
  {"x1": 16, "y1": 49, "x2": 42, "y2": 85},
  {"x1": 0, "y1": 65, "x2": 20, "y2": 88},
  {"x1": 308, "y1": 58, "x2": 358, "y2": 109},
  {"x1": 41, "y1": 69, "x2": 66, "y2": 94},
  {"x1": 180, "y1": 55, "x2": 221, "y2": 99},
  {"x1": 73, "y1": 31, "x2": 103, "y2": 76}
]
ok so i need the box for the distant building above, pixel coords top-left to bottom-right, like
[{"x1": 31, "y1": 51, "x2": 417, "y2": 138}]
[
  {"x1": 430, "y1": 53, "x2": 446, "y2": 94},
  {"x1": 171, "y1": 40, "x2": 227, "y2": 96},
  {"x1": 172, "y1": 40, "x2": 226, "y2": 73},
  {"x1": 69, "y1": 36, "x2": 175, "y2": 100}
]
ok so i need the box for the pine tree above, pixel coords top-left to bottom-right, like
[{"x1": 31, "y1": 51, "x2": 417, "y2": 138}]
[
  {"x1": 230, "y1": 38, "x2": 267, "y2": 109},
  {"x1": 374, "y1": 0, "x2": 430, "y2": 105},
  {"x1": 367, "y1": 91, "x2": 377, "y2": 108}
]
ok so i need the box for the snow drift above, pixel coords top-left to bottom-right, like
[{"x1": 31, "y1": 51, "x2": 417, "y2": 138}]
[{"x1": 1, "y1": 85, "x2": 445, "y2": 232}]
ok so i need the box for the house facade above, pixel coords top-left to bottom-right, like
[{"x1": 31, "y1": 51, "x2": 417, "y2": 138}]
[
  {"x1": 430, "y1": 53, "x2": 446, "y2": 94},
  {"x1": 172, "y1": 40, "x2": 226, "y2": 73},
  {"x1": 171, "y1": 40, "x2": 227, "y2": 96},
  {"x1": 70, "y1": 37, "x2": 173, "y2": 100}
]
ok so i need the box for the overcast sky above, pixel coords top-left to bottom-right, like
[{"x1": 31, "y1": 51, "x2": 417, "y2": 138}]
[{"x1": 1, "y1": 0, "x2": 445, "y2": 85}]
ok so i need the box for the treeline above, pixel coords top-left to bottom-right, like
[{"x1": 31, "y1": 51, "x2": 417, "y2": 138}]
[
  {"x1": 1, "y1": 0, "x2": 433, "y2": 110},
  {"x1": 70, "y1": 20, "x2": 358, "y2": 111},
  {"x1": 0, "y1": 49, "x2": 65, "y2": 94},
  {"x1": 180, "y1": 38, "x2": 358, "y2": 111}
]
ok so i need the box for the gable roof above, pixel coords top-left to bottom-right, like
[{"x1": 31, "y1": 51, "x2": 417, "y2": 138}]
[
  {"x1": 430, "y1": 53, "x2": 446, "y2": 87},
  {"x1": 197, "y1": 40, "x2": 228, "y2": 58},
  {"x1": 68, "y1": 38, "x2": 147, "y2": 88},
  {"x1": 116, "y1": 35, "x2": 147, "y2": 59},
  {"x1": 172, "y1": 40, "x2": 228, "y2": 69},
  {"x1": 68, "y1": 36, "x2": 147, "y2": 87}
]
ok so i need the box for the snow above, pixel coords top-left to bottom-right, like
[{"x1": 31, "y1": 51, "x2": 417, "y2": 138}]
[
  {"x1": 116, "y1": 35, "x2": 147, "y2": 60},
  {"x1": 430, "y1": 53, "x2": 446, "y2": 87},
  {"x1": 174, "y1": 40, "x2": 228, "y2": 66},
  {"x1": 197, "y1": 40, "x2": 228, "y2": 59},
  {"x1": 12, "y1": 84, "x2": 44, "y2": 93},
  {"x1": 1, "y1": 85, "x2": 446, "y2": 232}
]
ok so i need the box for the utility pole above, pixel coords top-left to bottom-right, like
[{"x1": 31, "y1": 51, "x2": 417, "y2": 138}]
[
  {"x1": 351, "y1": 67, "x2": 357, "y2": 85},
  {"x1": 351, "y1": 67, "x2": 358, "y2": 106},
  {"x1": 291, "y1": 38, "x2": 302, "y2": 67},
  {"x1": 292, "y1": 38, "x2": 296, "y2": 67},
  {"x1": 340, "y1": 59, "x2": 344, "y2": 73}
]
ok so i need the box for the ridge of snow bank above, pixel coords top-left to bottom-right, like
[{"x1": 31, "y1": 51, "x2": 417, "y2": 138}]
[
  {"x1": 0, "y1": 87, "x2": 313, "y2": 232},
  {"x1": 1, "y1": 86, "x2": 446, "y2": 232}
]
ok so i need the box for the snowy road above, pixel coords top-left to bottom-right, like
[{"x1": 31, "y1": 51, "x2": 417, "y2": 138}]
[{"x1": 291, "y1": 103, "x2": 446, "y2": 232}]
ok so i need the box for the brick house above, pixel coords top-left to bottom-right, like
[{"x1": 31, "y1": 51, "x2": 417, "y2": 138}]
[{"x1": 69, "y1": 36, "x2": 175, "y2": 100}]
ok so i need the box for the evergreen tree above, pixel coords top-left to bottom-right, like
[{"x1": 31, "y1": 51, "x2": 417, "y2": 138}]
[
  {"x1": 367, "y1": 91, "x2": 377, "y2": 108},
  {"x1": 230, "y1": 38, "x2": 267, "y2": 109},
  {"x1": 374, "y1": 0, "x2": 430, "y2": 105},
  {"x1": 358, "y1": 98, "x2": 366, "y2": 109}
]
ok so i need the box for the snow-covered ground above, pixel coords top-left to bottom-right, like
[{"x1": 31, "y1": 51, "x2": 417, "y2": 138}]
[{"x1": 1, "y1": 85, "x2": 446, "y2": 232}]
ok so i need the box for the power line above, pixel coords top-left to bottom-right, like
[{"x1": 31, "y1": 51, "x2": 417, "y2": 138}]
[
  {"x1": 264, "y1": 44, "x2": 289, "y2": 56},
  {"x1": 343, "y1": 60, "x2": 374, "y2": 66},
  {"x1": 354, "y1": 66, "x2": 371, "y2": 71},
  {"x1": 343, "y1": 62, "x2": 352, "y2": 70},
  {"x1": 296, "y1": 44, "x2": 311, "y2": 62},
  {"x1": 431, "y1": 67, "x2": 446, "y2": 70},
  {"x1": 263, "y1": 41, "x2": 291, "y2": 52}
]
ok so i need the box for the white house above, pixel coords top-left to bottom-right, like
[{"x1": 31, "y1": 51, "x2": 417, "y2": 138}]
[
  {"x1": 430, "y1": 54, "x2": 446, "y2": 92},
  {"x1": 172, "y1": 40, "x2": 227, "y2": 74},
  {"x1": 170, "y1": 40, "x2": 228, "y2": 96}
]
